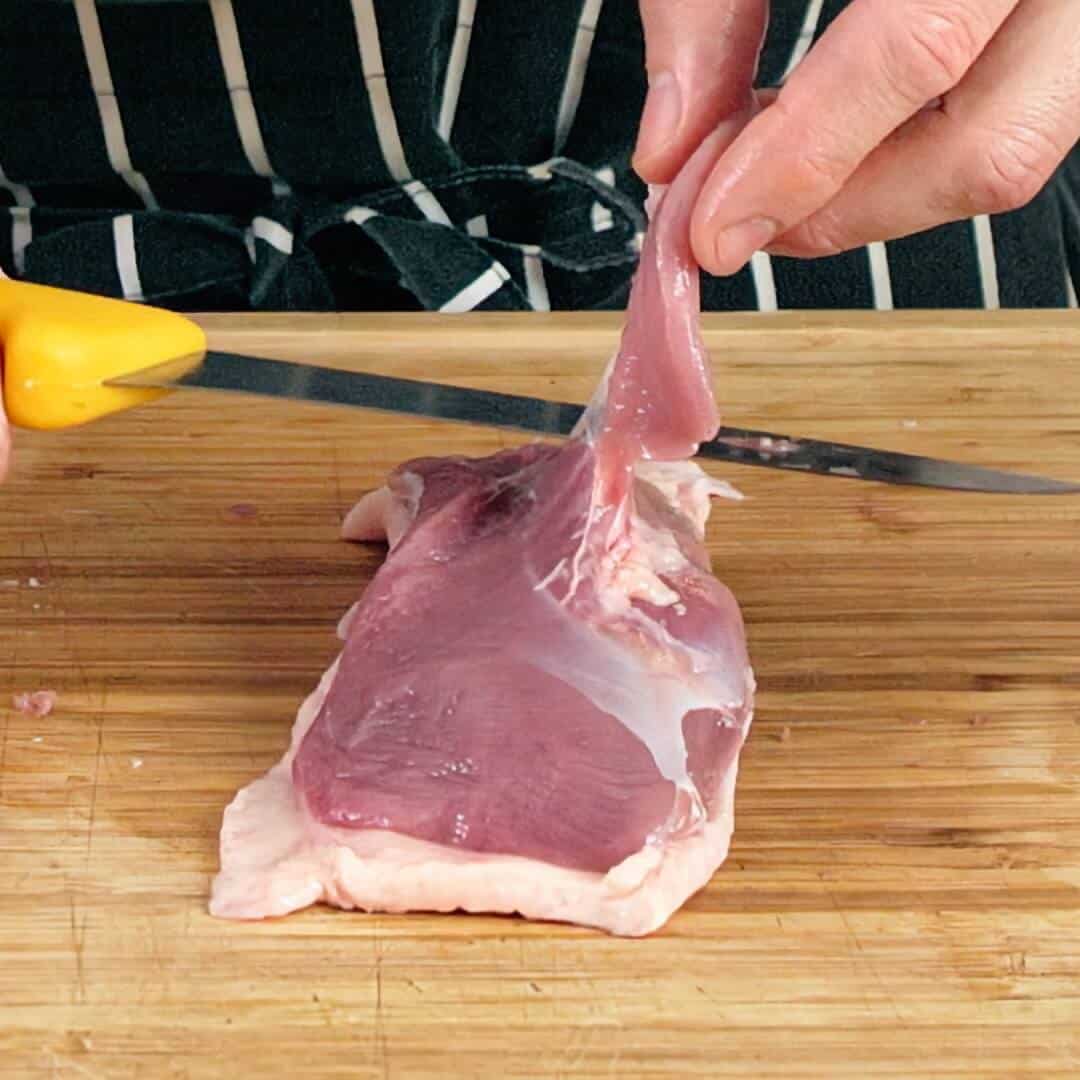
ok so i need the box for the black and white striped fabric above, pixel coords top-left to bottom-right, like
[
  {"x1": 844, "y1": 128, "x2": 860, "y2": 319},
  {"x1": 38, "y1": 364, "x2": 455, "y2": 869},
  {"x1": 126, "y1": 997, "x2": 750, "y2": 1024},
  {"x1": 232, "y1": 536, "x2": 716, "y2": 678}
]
[{"x1": 2, "y1": 0, "x2": 1078, "y2": 313}]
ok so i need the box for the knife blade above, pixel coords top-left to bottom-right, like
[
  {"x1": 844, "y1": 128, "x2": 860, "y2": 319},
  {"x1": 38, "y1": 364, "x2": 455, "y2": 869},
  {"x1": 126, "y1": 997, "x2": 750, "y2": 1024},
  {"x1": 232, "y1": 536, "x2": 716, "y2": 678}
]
[{"x1": 110, "y1": 350, "x2": 1080, "y2": 495}]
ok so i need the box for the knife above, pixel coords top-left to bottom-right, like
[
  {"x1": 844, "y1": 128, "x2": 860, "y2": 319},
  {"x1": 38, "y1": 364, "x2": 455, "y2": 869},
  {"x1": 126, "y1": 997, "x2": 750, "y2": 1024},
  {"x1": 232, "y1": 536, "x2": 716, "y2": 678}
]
[
  {"x1": 3, "y1": 279, "x2": 1076, "y2": 494},
  {"x1": 109, "y1": 351, "x2": 1079, "y2": 494}
]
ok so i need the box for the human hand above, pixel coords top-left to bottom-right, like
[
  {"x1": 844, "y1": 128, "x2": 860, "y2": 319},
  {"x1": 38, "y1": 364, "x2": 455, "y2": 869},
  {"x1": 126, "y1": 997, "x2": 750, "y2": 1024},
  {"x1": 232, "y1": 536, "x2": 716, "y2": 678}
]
[
  {"x1": 0, "y1": 271, "x2": 7, "y2": 479},
  {"x1": 636, "y1": 1, "x2": 1080, "y2": 275},
  {"x1": 0, "y1": 386, "x2": 9, "y2": 481}
]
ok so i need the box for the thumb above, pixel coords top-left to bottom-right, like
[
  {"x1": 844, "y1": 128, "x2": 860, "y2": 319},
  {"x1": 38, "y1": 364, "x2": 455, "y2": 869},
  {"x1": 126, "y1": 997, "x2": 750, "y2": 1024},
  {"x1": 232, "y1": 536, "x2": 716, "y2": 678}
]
[{"x1": 635, "y1": 0, "x2": 768, "y2": 184}]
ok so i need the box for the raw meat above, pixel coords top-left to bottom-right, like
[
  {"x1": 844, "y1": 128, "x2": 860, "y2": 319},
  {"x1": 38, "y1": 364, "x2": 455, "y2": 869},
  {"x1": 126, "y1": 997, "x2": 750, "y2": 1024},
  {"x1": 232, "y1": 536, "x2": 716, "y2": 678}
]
[
  {"x1": 12, "y1": 690, "x2": 57, "y2": 718},
  {"x1": 211, "y1": 136, "x2": 755, "y2": 936}
]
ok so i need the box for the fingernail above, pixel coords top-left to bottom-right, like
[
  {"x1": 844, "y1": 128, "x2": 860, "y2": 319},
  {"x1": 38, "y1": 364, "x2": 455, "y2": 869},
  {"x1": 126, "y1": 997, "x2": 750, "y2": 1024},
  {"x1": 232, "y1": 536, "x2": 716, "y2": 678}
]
[
  {"x1": 634, "y1": 71, "x2": 682, "y2": 167},
  {"x1": 710, "y1": 217, "x2": 778, "y2": 275}
]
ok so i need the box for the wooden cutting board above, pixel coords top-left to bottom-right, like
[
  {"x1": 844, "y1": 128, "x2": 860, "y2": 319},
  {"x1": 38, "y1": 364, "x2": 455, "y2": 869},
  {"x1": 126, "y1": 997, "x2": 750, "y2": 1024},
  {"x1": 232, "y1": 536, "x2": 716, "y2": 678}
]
[{"x1": 2, "y1": 311, "x2": 1079, "y2": 1079}]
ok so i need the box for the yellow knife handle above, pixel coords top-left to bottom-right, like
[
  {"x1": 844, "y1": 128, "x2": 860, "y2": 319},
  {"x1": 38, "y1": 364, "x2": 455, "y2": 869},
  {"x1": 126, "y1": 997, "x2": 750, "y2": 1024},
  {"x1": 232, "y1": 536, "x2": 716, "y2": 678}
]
[{"x1": 0, "y1": 278, "x2": 207, "y2": 431}]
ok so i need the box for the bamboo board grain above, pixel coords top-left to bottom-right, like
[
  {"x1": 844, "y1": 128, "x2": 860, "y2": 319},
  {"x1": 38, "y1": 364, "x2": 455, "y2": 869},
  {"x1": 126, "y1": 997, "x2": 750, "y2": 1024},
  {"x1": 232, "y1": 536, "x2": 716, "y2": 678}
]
[{"x1": 2, "y1": 310, "x2": 1079, "y2": 1079}]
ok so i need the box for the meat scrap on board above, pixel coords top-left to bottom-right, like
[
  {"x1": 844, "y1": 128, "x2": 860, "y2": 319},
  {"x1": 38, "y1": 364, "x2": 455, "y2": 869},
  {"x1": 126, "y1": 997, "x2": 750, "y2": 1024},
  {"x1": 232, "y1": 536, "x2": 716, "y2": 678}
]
[{"x1": 211, "y1": 138, "x2": 755, "y2": 936}]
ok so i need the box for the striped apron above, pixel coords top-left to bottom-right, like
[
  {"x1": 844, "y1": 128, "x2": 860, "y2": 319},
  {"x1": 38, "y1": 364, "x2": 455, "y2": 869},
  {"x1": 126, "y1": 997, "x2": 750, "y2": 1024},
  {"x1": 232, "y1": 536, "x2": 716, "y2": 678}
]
[{"x1": 1, "y1": 0, "x2": 1077, "y2": 312}]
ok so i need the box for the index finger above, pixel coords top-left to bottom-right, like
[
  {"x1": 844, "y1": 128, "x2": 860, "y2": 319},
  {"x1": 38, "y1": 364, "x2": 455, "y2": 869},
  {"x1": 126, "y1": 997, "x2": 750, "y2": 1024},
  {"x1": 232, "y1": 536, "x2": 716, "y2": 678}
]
[
  {"x1": 690, "y1": 0, "x2": 1018, "y2": 274},
  {"x1": 635, "y1": 0, "x2": 768, "y2": 183}
]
